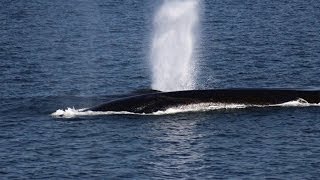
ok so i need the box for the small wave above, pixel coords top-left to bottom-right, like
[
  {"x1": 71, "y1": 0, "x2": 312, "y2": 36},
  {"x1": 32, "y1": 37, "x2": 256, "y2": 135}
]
[
  {"x1": 51, "y1": 99, "x2": 320, "y2": 118},
  {"x1": 51, "y1": 108, "x2": 135, "y2": 118}
]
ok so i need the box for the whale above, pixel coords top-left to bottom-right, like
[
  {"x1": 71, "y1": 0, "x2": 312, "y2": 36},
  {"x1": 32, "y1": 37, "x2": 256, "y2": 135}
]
[{"x1": 87, "y1": 88, "x2": 320, "y2": 114}]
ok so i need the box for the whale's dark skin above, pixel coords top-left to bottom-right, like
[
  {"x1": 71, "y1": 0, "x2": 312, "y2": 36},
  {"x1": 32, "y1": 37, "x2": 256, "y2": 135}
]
[{"x1": 87, "y1": 89, "x2": 320, "y2": 113}]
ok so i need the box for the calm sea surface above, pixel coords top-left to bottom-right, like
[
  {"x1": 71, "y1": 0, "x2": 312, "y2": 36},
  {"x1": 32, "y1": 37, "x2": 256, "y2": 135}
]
[{"x1": 1, "y1": 0, "x2": 320, "y2": 179}]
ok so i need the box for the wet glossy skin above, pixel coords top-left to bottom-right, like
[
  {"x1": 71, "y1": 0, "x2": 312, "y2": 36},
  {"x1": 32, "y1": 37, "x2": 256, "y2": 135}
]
[{"x1": 88, "y1": 89, "x2": 320, "y2": 113}]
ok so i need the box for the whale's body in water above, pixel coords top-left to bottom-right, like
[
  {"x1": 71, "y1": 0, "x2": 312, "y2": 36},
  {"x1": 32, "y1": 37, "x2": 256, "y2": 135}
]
[{"x1": 88, "y1": 89, "x2": 320, "y2": 114}]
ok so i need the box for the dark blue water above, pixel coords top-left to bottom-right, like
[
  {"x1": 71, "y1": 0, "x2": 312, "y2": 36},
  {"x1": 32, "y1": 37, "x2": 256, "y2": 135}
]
[{"x1": 1, "y1": 0, "x2": 320, "y2": 179}]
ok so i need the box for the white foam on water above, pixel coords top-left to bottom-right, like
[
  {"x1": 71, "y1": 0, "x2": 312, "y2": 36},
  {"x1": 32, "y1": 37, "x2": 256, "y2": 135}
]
[
  {"x1": 150, "y1": 0, "x2": 200, "y2": 92},
  {"x1": 272, "y1": 98, "x2": 312, "y2": 107},
  {"x1": 51, "y1": 107, "x2": 135, "y2": 119},
  {"x1": 51, "y1": 104, "x2": 245, "y2": 118},
  {"x1": 152, "y1": 103, "x2": 247, "y2": 115},
  {"x1": 51, "y1": 99, "x2": 320, "y2": 118}
]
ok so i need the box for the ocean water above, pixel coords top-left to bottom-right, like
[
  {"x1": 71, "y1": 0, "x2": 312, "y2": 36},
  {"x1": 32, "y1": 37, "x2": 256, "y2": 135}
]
[{"x1": 1, "y1": 0, "x2": 320, "y2": 179}]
